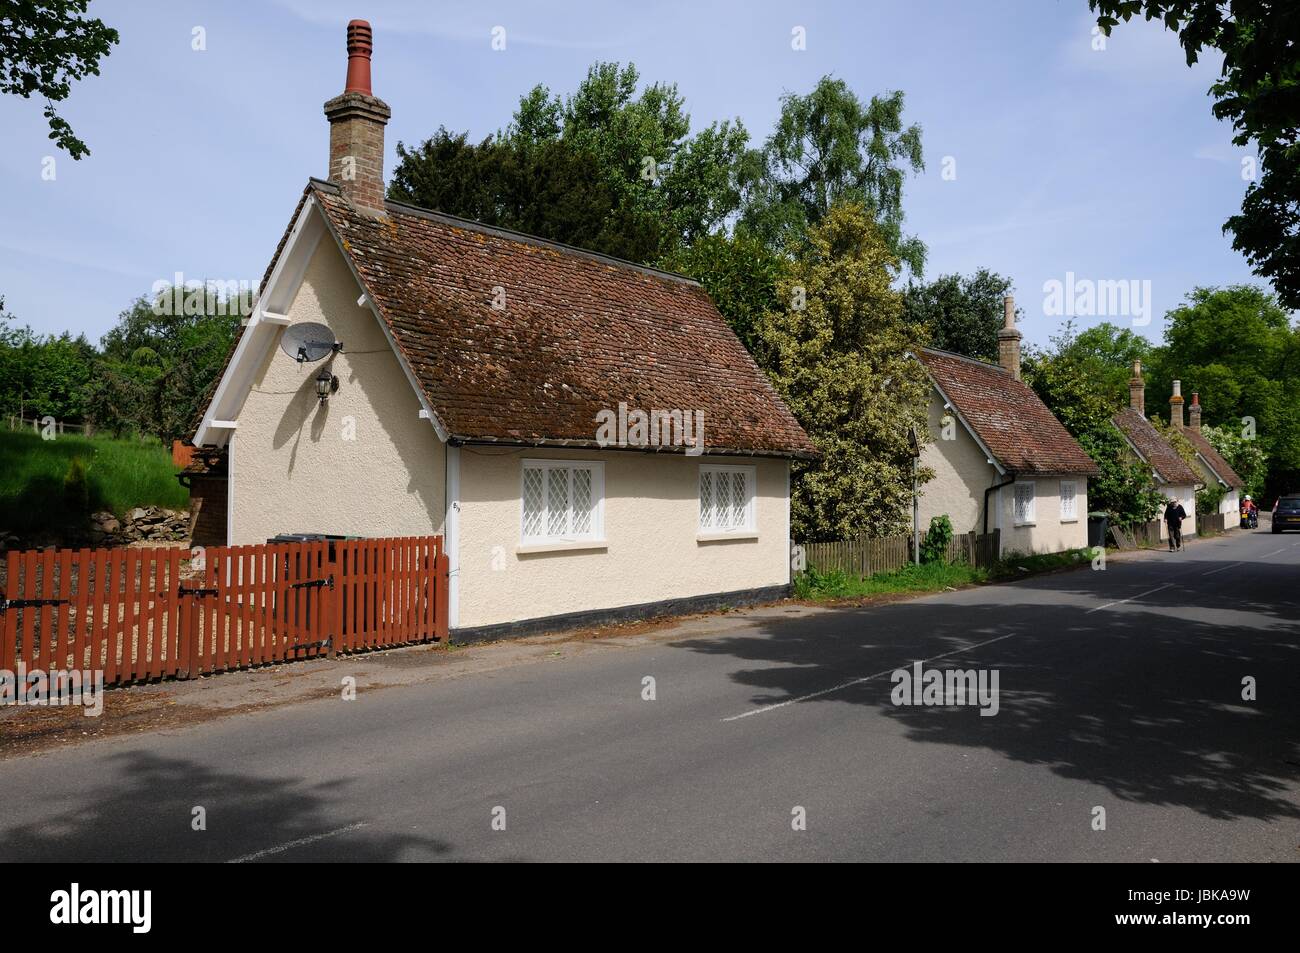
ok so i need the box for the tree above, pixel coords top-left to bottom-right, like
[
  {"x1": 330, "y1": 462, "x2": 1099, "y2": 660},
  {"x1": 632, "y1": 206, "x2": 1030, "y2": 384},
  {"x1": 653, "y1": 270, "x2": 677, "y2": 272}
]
[
  {"x1": 0, "y1": 0, "x2": 119, "y2": 159},
  {"x1": 1091, "y1": 1, "x2": 1300, "y2": 308},
  {"x1": 901, "y1": 269, "x2": 1015, "y2": 361},
  {"x1": 1148, "y1": 285, "x2": 1298, "y2": 495},
  {"x1": 392, "y1": 64, "x2": 749, "y2": 264},
  {"x1": 1024, "y1": 327, "x2": 1165, "y2": 525},
  {"x1": 1202, "y1": 422, "x2": 1268, "y2": 497},
  {"x1": 760, "y1": 202, "x2": 930, "y2": 541},
  {"x1": 516, "y1": 62, "x2": 749, "y2": 253},
  {"x1": 87, "y1": 292, "x2": 240, "y2": 439},
  {"x1": 740, "y1": 79, "x2": 925, "y2": 273},
  {"x1": 658, "y1": 231, "x2": 787, "y2": 356},
  {"x1": 389, "y1": 129, "x2": 664, "y2": 262},
  {"x1": 0, "y1": 298, "x2": 94, "y2": 421},
  {"x1": 1053, "y1": 320, "x2": 1154, "y2": 405}
]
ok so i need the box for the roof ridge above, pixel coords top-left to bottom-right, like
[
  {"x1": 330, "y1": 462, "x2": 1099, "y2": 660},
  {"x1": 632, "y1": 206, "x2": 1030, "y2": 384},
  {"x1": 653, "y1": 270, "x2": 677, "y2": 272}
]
[
  {"x1": 920, "y1": 346, "x2": 1010, "y2": 374},
  {"x1": 308, "y1": 178, "x2": 701, "y2": 288}
]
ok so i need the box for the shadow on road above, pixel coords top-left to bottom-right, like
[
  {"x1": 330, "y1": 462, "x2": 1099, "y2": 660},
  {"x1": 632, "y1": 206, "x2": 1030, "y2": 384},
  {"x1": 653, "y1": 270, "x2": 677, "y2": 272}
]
[
  {"x1": 682, "y1": 555, "x2": 1300, "y2": 824},
  {"x1": 0, "y1": 748, "x2": 454, "y2": 862}
]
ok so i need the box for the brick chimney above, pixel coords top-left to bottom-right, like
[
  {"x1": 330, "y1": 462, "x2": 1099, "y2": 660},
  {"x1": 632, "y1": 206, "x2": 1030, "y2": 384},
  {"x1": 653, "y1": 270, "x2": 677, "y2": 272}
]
[
  {"x1": 997, "y1": 295, "x2": 1022, "y2": 381},
  {"x1": 323, "y1": 20, "x2": 390, "y2": 213},
  {"x1": 1188, "y1": 391, "x2": 1202, "y2": 433},
  {"x1": 1129, "y1": 359, "x2": 1145, "y2": 415},
  {"x1": 1169, "y1": 379, "x2": 1184, "y2": 430}
]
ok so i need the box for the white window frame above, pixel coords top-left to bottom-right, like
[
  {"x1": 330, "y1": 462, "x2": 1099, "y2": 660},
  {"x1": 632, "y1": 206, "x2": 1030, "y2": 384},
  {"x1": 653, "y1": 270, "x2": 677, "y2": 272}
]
[
  {"x1": 1013, "y1": 481, "x2": 1036, "y2": 526},
  {"x1": 1059, "y1": 480, "x2": 1078, "y2": 523},
  {"x1": 519, "y1": 459, "x2": 605, "y2": 549},
  {"x1": 698, "y1": 464, "x2": 757, "y2": 539}
]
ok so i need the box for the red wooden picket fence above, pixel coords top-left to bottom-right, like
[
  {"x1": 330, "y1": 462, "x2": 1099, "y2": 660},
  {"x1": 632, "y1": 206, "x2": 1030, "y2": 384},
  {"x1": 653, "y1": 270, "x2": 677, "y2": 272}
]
[{"x1": 0, "y1": 536, "x2": 449, "y2": 686}]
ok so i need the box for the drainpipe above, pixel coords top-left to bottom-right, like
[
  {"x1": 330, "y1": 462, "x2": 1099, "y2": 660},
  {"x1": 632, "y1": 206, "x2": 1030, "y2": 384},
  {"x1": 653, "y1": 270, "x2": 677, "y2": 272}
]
[{"x1": 984, "y1": 474, "x2": 1016, "y2": 537}]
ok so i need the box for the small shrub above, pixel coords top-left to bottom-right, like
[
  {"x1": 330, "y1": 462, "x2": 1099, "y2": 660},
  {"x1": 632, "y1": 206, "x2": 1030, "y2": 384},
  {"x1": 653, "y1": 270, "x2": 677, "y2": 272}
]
[
  {"x1": 62, "y1": 457, "x2": 91, "y2": 516},
  {"x1": 920, "y1": 514, "x2": 953, "y2": 564}
]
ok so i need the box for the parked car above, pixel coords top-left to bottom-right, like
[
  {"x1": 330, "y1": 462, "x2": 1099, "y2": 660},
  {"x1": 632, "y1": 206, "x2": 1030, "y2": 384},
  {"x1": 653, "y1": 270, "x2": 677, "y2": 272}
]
[{"x1": 1271, "y1": 494, "x2": 1300, "y2": 533}]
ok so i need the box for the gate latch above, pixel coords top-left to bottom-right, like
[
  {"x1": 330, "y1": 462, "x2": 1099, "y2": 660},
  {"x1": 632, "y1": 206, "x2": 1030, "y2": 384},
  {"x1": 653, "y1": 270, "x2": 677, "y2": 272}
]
[
  {"x1": 0, "y1": 595, "x2": 70, "y2": 614},
  {"x1": 290, "y1": 575, "x2": 334, "y2": 591}
]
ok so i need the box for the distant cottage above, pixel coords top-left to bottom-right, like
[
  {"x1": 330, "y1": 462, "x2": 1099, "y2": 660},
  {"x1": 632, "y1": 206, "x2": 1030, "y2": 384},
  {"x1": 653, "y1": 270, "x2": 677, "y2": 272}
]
[{"x1": 914, "y1": 298, "x2": 1099, "y2": 556}]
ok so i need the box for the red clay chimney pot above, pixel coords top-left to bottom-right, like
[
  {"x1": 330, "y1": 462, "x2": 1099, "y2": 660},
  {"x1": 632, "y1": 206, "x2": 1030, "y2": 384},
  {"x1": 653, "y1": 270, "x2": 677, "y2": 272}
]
[{"x1": 344, "y1": 19, "x2": 374, "y2": 95}]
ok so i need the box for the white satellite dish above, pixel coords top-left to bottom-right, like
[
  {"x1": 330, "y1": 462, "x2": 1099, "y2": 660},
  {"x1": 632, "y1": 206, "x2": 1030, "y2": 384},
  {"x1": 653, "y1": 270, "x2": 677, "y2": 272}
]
[{"x1": 279, "y1": 322, "x2": 339, "y2": 363}]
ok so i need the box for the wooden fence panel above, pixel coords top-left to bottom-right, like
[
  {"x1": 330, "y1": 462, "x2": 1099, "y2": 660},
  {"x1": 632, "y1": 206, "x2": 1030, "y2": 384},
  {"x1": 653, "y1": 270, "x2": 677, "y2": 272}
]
[
  {"x1": 1, "y1": 535, "x2": 447, "y2": 689},
  {"x1": 801, "y1": 529, "x2": 1000, "y2": 577}
]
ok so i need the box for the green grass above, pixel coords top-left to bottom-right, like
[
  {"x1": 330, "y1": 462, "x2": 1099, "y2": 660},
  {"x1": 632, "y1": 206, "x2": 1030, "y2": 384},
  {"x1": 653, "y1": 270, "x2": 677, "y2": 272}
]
[
  {"x1": 0, "y1": 429, "x2": 188, "y2": 536},
  {"x1": 795, "y1": 546, "x2": 1097, "y2": 601},
  {"x1": 795, "y1": 560, "x2": 988, "y2": 600},
  {"x1": 989, "y1": 548, "x2": 1095, "y2": 580}
]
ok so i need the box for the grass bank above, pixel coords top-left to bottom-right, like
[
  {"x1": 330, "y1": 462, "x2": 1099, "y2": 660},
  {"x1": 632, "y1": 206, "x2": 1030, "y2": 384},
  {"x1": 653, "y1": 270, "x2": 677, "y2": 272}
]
[
  {"x1": 796, "y1": 547, "x2": 1096, "y2": 601},
  {"x1": 0, "y1": 429, "x2": 187, "y2": 537}
]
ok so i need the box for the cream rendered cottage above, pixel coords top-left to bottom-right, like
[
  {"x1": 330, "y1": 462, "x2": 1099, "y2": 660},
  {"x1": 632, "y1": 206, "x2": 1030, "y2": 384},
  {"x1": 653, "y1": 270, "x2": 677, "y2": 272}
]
[
  {"x1": 1112, "y1": 362, "x2": 1199, "y2": 541},
  {"x1": 191, "y1": 21, "x2": 815, "y2": 639},
  {"x1": 914, "y1": 300, "x2": 1099, "y2": 556}
]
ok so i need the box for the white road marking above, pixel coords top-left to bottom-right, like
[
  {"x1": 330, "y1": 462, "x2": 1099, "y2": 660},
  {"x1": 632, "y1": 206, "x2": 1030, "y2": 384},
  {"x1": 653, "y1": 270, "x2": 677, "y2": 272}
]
[
  {"x1": 1085, "y1": 583, "x2": 1175, "y2": 615},
  {"x1": 1262, "y1": 548, "x2": 1287, "y2": 558},
  {"x1": 1200, "y1": 561, "x2": 1243, "y2": 576},
  {"x1": 226, "y1": 822, "x2": 367, "y2": 863},
  {"x1": 722, "y1": 631, "x2": 1020, "y2": 722}
]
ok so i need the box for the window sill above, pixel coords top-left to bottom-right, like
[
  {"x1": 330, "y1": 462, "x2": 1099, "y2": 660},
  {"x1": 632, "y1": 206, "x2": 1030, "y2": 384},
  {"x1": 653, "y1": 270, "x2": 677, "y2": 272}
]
[
  {"x1": 1060, "y1": 518, "x2": 1079, "y2": 524},
  {"x1": 1014, "y1": 521, "x2": 1036, "y2": 528},
  {"x1": 697, "y1": 530, "x2": 759, "y2": 543},
  {"x1": 517, "y1": 539, "x2": 608, "y2": 555}
]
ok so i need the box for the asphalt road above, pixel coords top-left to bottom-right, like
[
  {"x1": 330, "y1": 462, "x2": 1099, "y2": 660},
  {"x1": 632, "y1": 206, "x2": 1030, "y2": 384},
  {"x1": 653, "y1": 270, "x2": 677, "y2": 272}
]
[{"x1": 2, "y1": 527, "x2": 1298, "y2": 862}]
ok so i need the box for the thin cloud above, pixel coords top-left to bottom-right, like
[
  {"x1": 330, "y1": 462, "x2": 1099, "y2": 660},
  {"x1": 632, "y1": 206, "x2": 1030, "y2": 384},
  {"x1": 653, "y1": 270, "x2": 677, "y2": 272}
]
[{"x1": 270, "y1": 0, "x2": 628, "y2": 50}]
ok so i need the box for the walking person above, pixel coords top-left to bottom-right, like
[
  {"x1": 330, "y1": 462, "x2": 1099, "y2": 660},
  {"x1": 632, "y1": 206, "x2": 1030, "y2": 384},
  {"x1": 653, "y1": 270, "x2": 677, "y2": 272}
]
[{"x1": 1165, "y1": 498, "x2": 1187, "y2": 551}]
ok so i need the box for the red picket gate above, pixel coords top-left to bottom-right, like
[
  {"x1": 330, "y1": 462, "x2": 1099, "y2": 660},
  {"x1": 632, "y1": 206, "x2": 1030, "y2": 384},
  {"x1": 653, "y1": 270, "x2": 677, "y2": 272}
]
[{"x1": 0, "y1": 535, "x2": 449, "y2": 686}]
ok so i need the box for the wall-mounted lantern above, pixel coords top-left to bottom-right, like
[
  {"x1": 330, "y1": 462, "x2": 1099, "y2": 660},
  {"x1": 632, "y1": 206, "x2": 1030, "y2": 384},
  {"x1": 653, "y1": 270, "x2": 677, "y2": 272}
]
[{"x1": 315, "y1": 367, "x2": 339, "y2": 403}]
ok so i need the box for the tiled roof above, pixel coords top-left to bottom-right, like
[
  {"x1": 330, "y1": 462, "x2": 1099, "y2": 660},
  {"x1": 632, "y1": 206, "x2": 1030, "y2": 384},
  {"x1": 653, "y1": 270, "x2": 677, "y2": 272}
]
[
  {"x1": 1112, "y1": 407, "x2": 1200, "y2": 486},
  {"x1": 301, "y1": 180, "x2": 814, "y2": 457},
  {"x1": 917, "y1": 348, "x2": 1099, "y2": 476},
  {"x1": 1184, "y1": 427, "x2": 1245, "y2": 488}
]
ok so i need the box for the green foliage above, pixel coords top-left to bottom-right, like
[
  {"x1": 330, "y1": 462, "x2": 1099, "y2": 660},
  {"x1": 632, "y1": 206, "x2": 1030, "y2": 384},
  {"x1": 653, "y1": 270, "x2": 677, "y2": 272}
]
[
  {"x1": 88, "y1": 293, "x2": 240, "y2": 440},
  {"x1": 1060, "y1": 321, "x2": 1153, "y2": 403},
  {"x1": 740, "y1": 79, "x2": 926, "y2": 273},
  {"x1": 0, "y1": 305, "x2": 96, "y2": 421},
  {"x1": 991, "y1": 548, "x2": 1094, "y2": 580},
  {"x1": 389, "y1": 129, "x2": 664, "y2": 263},
  {"x1": 1202, "y1": 422, "x2": 1267, "y2": 497},
  {"x1": 62, "y1": 455, "x2": 89, "y2": 517},
  {"x1": 1147, "y1": 286, "x2": 1298, "y2": 495},
  {"x1": 901, "y1": 269, "x2": 1014, "y2": 361},
  {"x1": 392, "y1": 63, "x2": 750, "y2": 265},
  {"x1": 760, "y1": 203, "x2": 930, "y2": 541},
  {"x1": 795, "y1": 560, "x2": 985, "y2": 600},
  {"x1": 920, "y1": 514, "x2": 953, "y2": 564},
  {"x1": 0, "y1": 0, "x2": 119, "y2": 159},
  {"x1": 0, "y1": 428, "x2": 186, "y2": 536},
  {"x1": 1092, "y1": 2, "x2": 1300, "y2": 309},
  {"x1": 1023, "y1": 324, "x2": 1163, "y2": 525},
  {"x1": 658, "y1": 231, "x2": 787, "y2": 354}
]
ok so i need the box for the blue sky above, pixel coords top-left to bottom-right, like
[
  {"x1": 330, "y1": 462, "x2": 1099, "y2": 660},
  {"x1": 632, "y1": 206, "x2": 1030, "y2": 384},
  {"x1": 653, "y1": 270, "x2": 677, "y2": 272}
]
[{"x1": 0, "y1": 0, "x2": 1260, "y2": 347}]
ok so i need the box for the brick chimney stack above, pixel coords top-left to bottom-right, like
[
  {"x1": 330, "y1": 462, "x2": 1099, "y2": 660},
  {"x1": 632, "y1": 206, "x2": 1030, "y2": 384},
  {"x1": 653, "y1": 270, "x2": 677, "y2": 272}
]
[
  {"x1": 1129, "y1": 359, "x2": 1145, "y2": 415},
  {"x1": 1188, "y1": 392, "x2": 1202, "y2": 433},
  {"x1": 323, "y1": 20, "x2": 390, "y2": 213},
  {"x1": 997, "y1": 295, "x2": 1022, "y2": 381},
  {"x1": 1170, "y1": 379, "x2": 1185, "y2": 430}
]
